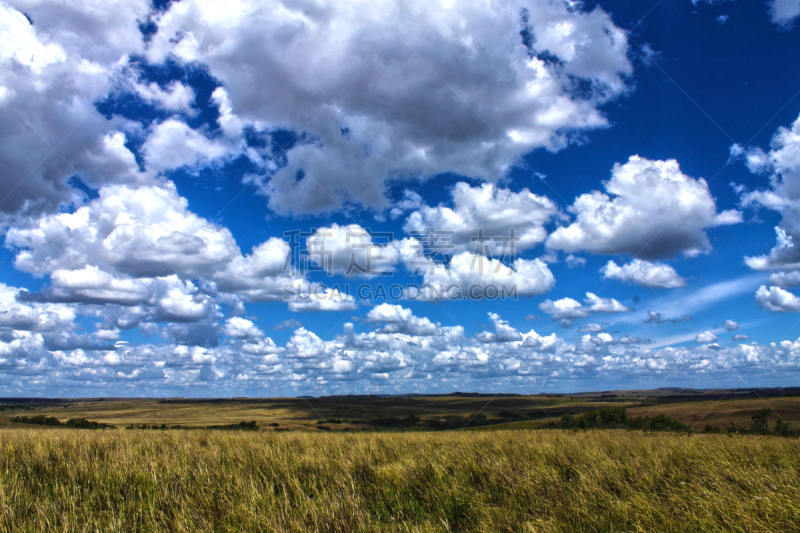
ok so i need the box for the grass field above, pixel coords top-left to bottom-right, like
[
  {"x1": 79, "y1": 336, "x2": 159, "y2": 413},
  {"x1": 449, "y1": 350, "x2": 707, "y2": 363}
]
[
  {"x1": 1, "y1": 391, "x2": 798, "y2": 531},
  {"x1": 2, "y1": 388, "x2": 800, "y2": 431},
  {"x1": 0, "y1": 428, "x2": 798, "y2": 532}
]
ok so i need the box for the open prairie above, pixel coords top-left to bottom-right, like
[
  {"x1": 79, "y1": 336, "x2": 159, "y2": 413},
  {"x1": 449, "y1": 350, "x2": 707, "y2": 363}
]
[
  {"x1": 0, "y1": 428, "x2": 798, "y2": 532},
  {"x1": 2, "y1": 388, "x2": 799, "y2": 431},
  {"x1": 2, "y1": 389, "x2": 799, "y2": 531}
]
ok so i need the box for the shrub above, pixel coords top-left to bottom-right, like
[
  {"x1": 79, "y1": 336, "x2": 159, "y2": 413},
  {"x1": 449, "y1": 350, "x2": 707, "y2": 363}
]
[
  {"x1": 372, "y1": 415, "x2": 420, "y2": 428},
  {"x1": 204, "y1": 420, "x2": 258, "y2": 431},
  {"x1": 774, "y1": 418, "x2": 797, "y2": 437},
  {"x1": 11, "y1": 415, "x2": 62, "y2": 426},
  {"x1": 752, "y1": 408, "x2": 772, "y2": 434},
  {"x1": 553, "y1": 408, "x2": 688, "y2": 432},
  {"x1": 65, "y1": 418, "x2": 113, "y2": 429}
]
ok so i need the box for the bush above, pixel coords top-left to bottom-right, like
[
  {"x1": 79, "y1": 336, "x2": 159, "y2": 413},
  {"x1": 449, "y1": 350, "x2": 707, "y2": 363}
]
[
  {"x1": 65, "y1": 418, "x2": 113, "y2": 429},
  {"x1": 553, "y1": 408, "x2": 688, "y2": 432},
  {"x1": 774, "y1": 418, "x2": 797, "y2": 437},
  {"x1": 13, "y1": 415, "x2": 113, "y2": 429},
  {"x1": 11, "y1": 415, "x2": 62, "y2": 426},
  {"x1": 752, "y1": 408, "x2": 772, "y2": 433},
  {"x1": 372, "y1": 415, "x2": 420, "y2": 428},
  {"x1": 204, "y1": 420, "x2": 258, "y2": 431}
]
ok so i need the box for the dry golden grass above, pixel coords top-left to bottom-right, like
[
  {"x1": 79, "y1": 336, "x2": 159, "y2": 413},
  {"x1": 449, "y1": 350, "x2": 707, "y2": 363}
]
[
  {"x1": 626, "y1": 397, "x2": 800, "y2": 429},
  {"x1": 0, "y1": 428, "x2": 797, "y2": 532}
]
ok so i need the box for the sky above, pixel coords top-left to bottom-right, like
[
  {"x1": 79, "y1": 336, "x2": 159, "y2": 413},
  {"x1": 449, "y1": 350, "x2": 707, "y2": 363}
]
[{"x1": 1, "y1": 0, "x2": 800, "y2": 397}]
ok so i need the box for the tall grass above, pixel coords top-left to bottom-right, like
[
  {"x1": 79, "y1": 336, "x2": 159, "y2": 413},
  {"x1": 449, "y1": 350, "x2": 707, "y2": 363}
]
[{"x1": 0, "y1": 429, "x2": 797, "y2": 532}]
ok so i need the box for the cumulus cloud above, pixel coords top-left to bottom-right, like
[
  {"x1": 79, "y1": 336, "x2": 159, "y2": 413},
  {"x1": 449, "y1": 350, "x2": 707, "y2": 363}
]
[
  {"x1": 547, "y1": 156, "x2": 737, "y2": 259},
  {"x1": 3, "y1": 298, "x2": 800, "y2": 395},
  {"x1": 142, "y1": 117, "x2": 244, "y2": 174},
  {"x1": 224, "y1": 317, "x2": 264, "y2": 339},
  {"x1": 0, "y1": 283, "x2": 75, "y2": 332},
  {"x1": 475, "y1": 313, "x2": 523, "y2": 343},
  {"x1": 732, "y1": 334, "x2": 750, "y2": 341},
  {"x1": 403, "y1": 182, "x2": 558, "y2": 254},
  {"x1": 600, "y1": 259, "x2": 685, "y2": 289},
  {"x1": 695, "y1": 331, "x2": 718, "y2": 344},
  {"x1": 768, "y1": 271, "x2": 800, "y2": 288},
  {"x1": 755, "y1": 285, "x2": 800, "y2": 312},
  {"x1": 738, "y1": 113, "x2": 800, "y2": 279},
  {"x1": 213, "y1": 238, "x2": 304, "y2": 303},
  {"x1": 366, "y1": 304, "x2": 439, "y2": 336},
  {"x1": 306, "y1": 224, "x2": 400, "y2": 277},
  {"x1": 146, "y1": 0, "x2": 633, "y2": 214},
  {"x1": 539, "y1": 292, "x2": 632, "y2": 321},
  {"x1": 273, "y1": 319, "x2": 302, "y2": 331},
  {"x1": 132, "y1": 80, "x2": 196, "y2": 114},
  {"x1": 769, "y1": 0, "x2": 800, "y2": 27},
  {"x1": 722, "y1": 320, "x2": 739, "y2": 331},
  {"x1": 6, "y1": 183, "x2": 239, "y2": 279},
  {"x1": 287, "y1": 288, "x2": 358, "y2": 312},
  {"x1": 0, "y1": 1, "x2": 153, "y2": 216},
  {"x1": 408, "y1": 251, "x2": 555, "y2": 301}
]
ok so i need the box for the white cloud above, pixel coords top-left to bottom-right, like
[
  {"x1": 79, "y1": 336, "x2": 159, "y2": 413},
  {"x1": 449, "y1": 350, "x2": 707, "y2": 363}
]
[
  {"x1": 714, "y1": 209, "x2": 743, "y2": 225},
  {"x1": 0, "y1": 283, "x2": 75, "y2": 331},
  {"x1": 240, "y1": 337, "x2": 283, "y2": 356},
  {"x1": 273, "y1": 318, "x2": 302, "y2": 331},
  {"x1": 6, "y1": 183, "x2": 240, "y2": 280},
  {"x1": 154, "y1": 282, "x2": 213, "y2": 323},
  {"x1": 306, "y1": 224, "x2": 400, "y2": 277},
  {"x1": 213, "y1": 238, "x2": 304, "y2": 303},
  {"x1": 403, "y1": 182, "x2": 558, "y2": 253},
  {"x1": 584, "y1": 293, "x2": 634, "y2": 314},
  {"x1": 636, "y1": 274, "x2": 764, "y2": 324},
  {"x1": 547, "y1": 156, "x2": 734, "y2": 259},
  {"x1": 142, "y1": 118, "x2": 243, "y2": 174},
  {"x1": 578, "y1": 323, "x2": 605, "y2": 333},
  {"x1": 539, "y1": 292, "x2": 632, "y2": 320},
  {"x1": 285, "y1": 328, "x2": 328, "y2": 360},
  {"x1": 134, "y1": 81, "x2": 196, "y2": 113},
  {"x1": 769, "y1": 271, "x2": 800, "y2": 288},
  {"x1": 3, "y1": 181, "x2": 314, "y2": 326},
  {"x1": 732, "y1": 334, "x2": 750, "y2": 341},
  {"x1": 539, "y1": 296, "x2": 587, "y2": 320},
  {"x1": 695, "y1": 331, "x2": 718, "y2": 344},
  {"x1": 4, "y1": 301, "x2": 800, "y2": 394},
  {"x1": 769, "y1": 0, "x2": 800, "y2": 27},
  {"x1": 147, "y1": 0, "x2": 632, "y2": 214},
  {"x1": 600, "y1": 259, "x2": 685, "y2": 289},
  {"x1": 475, "y1": 313, "x2": 522, "y2": 343},
  {"x1": 389, "y1": 190, "x2": 423, "y2": 219},
  {"x1": 565, "y1": 255, "x2": 586, "y2": 268},
  {"x1": 366, "y1": 304, "x2": 439, "y2": 336},
  {"x1": 739, "y1": 113, "x2": 800, "y2": 277},
  {"x1": 287, "y1": 288, "x2": 358, "y2": 312},
  {"x1": 756, "y1": 285, "x2": 800, "y2": 312},
  {"x1": 0, "y1": 1, "x2": 152, "y2": 216},
  {"x1": 224, "y1": 317, "x2": 264, "y2": 339},
  {"x1": 722, "y1": 319, "x2": 739, "y2": 331},
  {"x1": 408, "y1": 251, "x2": 555, "y2": 301},
  {"x1": 0, "y1": 3, "x2": 66, "y2": 72}
]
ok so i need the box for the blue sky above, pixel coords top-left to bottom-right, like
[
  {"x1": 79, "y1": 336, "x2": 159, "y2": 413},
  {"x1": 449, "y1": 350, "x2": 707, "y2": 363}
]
[{"x1": 1, "y1": 0, "x2": 800, "y2": 397}]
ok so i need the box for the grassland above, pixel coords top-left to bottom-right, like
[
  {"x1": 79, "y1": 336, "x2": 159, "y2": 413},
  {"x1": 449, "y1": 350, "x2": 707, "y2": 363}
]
[
  {"x1": 0, "y1": 390, "x2": 798, "y2": 531},
  {"x1": 0, "y1": 428, "x2": 798, "y2": 532},
  {"x1": 2, "y1": 388, "x2": 800, "y2": 431}
]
